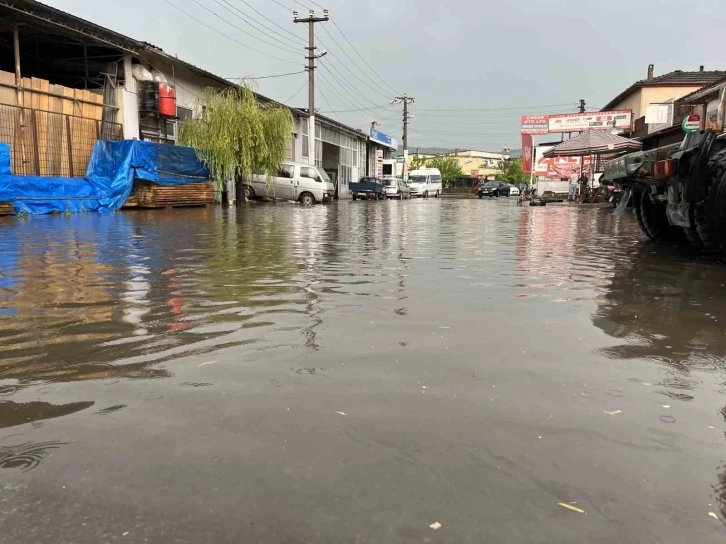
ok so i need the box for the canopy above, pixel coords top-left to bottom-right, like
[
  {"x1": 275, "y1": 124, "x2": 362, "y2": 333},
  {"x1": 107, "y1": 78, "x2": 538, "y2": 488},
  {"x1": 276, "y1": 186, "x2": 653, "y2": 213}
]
[{"x1": 542, "y1": 129, "x2": 642, "y2": 158}]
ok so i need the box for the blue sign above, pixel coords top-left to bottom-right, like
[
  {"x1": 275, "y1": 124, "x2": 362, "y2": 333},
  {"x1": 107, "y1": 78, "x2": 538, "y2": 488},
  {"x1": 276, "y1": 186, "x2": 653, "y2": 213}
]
[{"x1": 369, "y1": 128, "x2": 398, "y2": 150}]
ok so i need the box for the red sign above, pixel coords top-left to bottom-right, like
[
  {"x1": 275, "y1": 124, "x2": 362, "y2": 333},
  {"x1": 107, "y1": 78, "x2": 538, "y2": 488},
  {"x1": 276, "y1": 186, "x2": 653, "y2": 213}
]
[
  {"x1": 470, "y1": 169, "x2": 479, "y2": 179},
  {"x1": 521, "y1": 115, "x2": 549, "y2": 135},
  {"x1": 521, "y1": 134, "x2": 533, "y2": 175}
]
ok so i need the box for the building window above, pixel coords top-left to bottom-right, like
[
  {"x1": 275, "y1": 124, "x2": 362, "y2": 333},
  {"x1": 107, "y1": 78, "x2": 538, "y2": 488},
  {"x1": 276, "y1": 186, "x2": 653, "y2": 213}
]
[
  {"x1": 301, "y1": 121, "x2": 309, "y2": 159},
  {"x1": 286, "y1": 134, "x2": 295, "y2": 161},
  {"x1": 177, "y1": 106, "x2": 193, "y2": 124}
]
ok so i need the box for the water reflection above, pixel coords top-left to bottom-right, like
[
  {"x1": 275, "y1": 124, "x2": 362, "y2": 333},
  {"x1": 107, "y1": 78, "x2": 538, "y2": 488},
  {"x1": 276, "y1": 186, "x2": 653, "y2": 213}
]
[
  {"x1": 0, "y1": 208, "x2": 302, "y2": 387},
  {"x1": 592, "y1": 246, "x2": 726, "y2": 372},
  {"x1": 0, "y1": 400, "x2": 94, "y2": 429}
]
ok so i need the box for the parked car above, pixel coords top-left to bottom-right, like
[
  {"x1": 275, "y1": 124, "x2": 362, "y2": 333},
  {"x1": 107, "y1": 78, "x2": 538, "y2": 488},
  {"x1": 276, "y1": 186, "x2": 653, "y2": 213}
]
[
  {"x1": 477, "y1": 181, "x2": 505, "y2": 198},
  {"x1": 408, "y1": 168, "x2": 443, "y2": 198},
  {"x1": 242, "y1": 161, "x2": 334, "y2": 204},
  {"x1": 383, "y1": 177, "x2": 411, "y2": 200},
  {"x1": 500, "y1": 184, "x2": 520, "y2": 197},
  {"x1": 350, "y1": 177, "x2": 385, "y2": 200}
]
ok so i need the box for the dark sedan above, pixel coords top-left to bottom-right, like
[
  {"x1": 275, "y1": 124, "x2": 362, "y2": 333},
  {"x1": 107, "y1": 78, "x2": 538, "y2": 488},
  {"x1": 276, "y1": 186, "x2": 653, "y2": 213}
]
[{"x1": 477, "y1": 181, "x2": 504, "y2": 198}]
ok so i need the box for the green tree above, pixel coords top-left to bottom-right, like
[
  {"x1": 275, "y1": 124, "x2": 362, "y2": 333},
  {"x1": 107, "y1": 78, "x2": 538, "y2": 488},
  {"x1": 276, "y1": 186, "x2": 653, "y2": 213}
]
[
  {"x1": 409, "y1": 152, "x2": 428, "y2": 171},
  {"x1": 497, "y1": 158, "x2": 527, "y2": 183},
  {"x1": 179, "y1": 85, "x2": 294, "y2": 190},
  {"x1": 425, "y1": 156, "x2": 464, "y2": 185}
]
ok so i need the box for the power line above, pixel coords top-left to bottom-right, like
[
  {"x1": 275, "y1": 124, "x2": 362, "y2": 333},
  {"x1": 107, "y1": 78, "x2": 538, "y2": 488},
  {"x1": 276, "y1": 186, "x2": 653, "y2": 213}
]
[
  {"x1": 318, "y1": 59, "x2": 393, "y2": 114},
  {"x1": 161, "y1": 0, "x2": 299, "y2": 65},
  {"x1": 329, "y1": 17, "x2": 399, "y2": 96},
  {"x1": 414, "y1": 103, "x2": 575, "y2": 112},
  {"x1": 319, "y1": 105, "x2": 398, "y2": 114},
  {"x1": 214, "y1": 0, "x2": 305, "y2": 50},
  {"x1": 226, "y1": 70, "x2": 307, "y2": 80},
  {"x1": 195, "y1": 0, "x2": 300, "y2": 55},
  {"x1": 268, "y1": 0, "x2": 294, "y2": 10},
  {"x1": 317, "y1": 84, "x2": 338, "y2": 121},
  {"x1": 317, "y1": 28, "x2": 392, "y2": 101},
  {"x1": 233, "y1": 0, "x2": 307, "y2": 47},
  {"x1": 282, "y1": 79, "x2": 308, "y2": 104},
  {"x1": 316, "y1": 70, "x2": 363, "y2": 111}
]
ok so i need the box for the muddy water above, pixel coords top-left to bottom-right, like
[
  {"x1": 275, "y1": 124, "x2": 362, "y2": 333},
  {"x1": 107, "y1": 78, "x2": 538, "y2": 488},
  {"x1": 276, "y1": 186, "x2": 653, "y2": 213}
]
[{"x1": 0, "y1": 200, "x2": 725, "y2": 543}]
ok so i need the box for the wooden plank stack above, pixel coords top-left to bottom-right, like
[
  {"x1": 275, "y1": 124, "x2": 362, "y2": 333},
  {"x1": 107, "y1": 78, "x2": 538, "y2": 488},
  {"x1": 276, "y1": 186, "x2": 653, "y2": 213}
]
[
  {"x1": 0, "y1": 70, "x2": 107, "y2": 177},
  {"x1": 0, "y1": 202, "x2": 12, "y2": 215},
  {"x1": 124, "y1": 181, "x2": 215, "y2": 209}
]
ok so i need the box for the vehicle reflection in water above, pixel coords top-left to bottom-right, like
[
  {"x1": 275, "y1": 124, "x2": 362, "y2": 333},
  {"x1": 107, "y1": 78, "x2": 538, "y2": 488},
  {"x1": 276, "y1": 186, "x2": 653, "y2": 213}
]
[{"x1": 592, "y1": 246, "x2": 726, "y2": 390}]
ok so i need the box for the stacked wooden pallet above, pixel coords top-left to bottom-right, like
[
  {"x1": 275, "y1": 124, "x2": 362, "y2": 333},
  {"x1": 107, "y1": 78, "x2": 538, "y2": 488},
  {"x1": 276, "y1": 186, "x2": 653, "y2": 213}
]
[
  {"x1": 124, "y1": 181, "x2": 215, "y2": 209},
  {"x1": 0, "y1": 202, "x2": 12, "y2": 215}
]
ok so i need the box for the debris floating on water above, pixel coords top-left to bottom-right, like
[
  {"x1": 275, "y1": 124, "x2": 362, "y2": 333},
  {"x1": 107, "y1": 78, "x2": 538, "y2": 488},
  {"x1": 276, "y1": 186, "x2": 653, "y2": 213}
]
[
  {"x1": 429, "y1": 522, "x2": 442, "y2": 530},
  {"x1": 558, "y1": 503, "x2": 586, "y2": 514},
  {"x1": 662, "y1": 405, "x2": 671, "y2": 409},
  {"x1": 708, "y1": 512, "x2": 719, "y2": 520},
  {"x1": 604, "y1": 410, "x2": 622, "y2": 416},
  {"x1": 335, "y1": 411, "x2": 347, "y2": 416},
  {"x1": 198, "y1": 361, "x2": 217, "y2": 367}
]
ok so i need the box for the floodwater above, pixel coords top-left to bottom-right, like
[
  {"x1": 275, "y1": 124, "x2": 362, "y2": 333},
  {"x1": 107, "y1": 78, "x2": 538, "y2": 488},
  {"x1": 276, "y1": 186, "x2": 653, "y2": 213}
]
[{"x1": 0, "y1": 198, "x2": 725, "y2": 543}]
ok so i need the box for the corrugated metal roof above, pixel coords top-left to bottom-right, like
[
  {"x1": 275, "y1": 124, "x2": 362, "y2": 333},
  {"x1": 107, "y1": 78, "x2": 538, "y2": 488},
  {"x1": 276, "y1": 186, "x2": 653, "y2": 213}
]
[
  {"x1": 1, "y1": 1, "x2": 318, "y2": 122},
  {"x1": 678, "y1": 77, "x2": 726, "y2": 103}
]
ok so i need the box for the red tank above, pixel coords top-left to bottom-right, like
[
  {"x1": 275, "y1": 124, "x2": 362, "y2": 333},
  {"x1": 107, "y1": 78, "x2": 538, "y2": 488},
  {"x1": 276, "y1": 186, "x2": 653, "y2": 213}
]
[{"x1": 159, "y1": 84, "x2": 177, "y2": 117}]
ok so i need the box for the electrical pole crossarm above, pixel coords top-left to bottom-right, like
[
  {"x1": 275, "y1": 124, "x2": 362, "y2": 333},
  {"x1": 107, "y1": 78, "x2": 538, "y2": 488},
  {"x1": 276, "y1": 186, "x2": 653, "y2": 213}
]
[
  {"x1": 392, "y1": 94, "x2": 415, "y2": 182},
  {"x1": 293, "y1": 9, "x2": 329, "y2": 167}
]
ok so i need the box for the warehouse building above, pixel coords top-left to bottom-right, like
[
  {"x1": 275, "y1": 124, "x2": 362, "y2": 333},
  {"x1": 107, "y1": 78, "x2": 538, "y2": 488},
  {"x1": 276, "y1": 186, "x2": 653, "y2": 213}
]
[{"x1": 0, "y1": 0, "x2": 368, "y2": 198}]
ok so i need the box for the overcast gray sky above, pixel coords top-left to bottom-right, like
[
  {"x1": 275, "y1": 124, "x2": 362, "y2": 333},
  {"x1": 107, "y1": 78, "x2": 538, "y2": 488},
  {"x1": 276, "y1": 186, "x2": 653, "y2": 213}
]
[{"x1": 46, "y1": 0, "x2": 726, "y2": 151}]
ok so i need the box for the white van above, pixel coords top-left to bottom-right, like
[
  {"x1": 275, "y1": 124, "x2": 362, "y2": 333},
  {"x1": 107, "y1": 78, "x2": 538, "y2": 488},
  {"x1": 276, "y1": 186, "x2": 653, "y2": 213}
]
[
  {"x1": 242, "y1": 161, "x2": 334, "y2": 204},
  {"x1": 407, "y1": 168, "x2": 443, "y2": 198}
]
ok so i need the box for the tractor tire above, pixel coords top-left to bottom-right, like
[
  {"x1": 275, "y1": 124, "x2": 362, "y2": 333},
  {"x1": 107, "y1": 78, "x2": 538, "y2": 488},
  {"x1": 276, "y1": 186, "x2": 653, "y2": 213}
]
[
  {"x1": 695, "y1": 149, "x2": 726, "y2": 259},
  {"x1": 635, "y1": 188, "x2": 686, "y2": 243},
  {"x1": 683, "y1": 206, "x2": 703, "y2": 248}
]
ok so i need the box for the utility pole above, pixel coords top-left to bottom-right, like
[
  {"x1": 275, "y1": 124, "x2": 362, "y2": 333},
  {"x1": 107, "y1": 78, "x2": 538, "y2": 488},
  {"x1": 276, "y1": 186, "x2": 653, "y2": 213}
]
[
  {"x1": 391, "y1": 94, "x2": 415, "y2": 181},
  {"x1": 294, "y1": 9, "x2": 329, "y2": 166},
  {"x1": 579, "y1": 99, "x2": 586, "y2": 113}
]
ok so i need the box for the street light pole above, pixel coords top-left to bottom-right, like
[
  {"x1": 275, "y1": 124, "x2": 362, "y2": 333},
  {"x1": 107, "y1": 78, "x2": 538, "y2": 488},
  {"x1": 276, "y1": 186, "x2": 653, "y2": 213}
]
[
  {"x1": 392, "y1": 94, "x2": 415, "y2": 181},
  {"x1": 294, "y1": 9, "x2": 329, "y2": 166}
]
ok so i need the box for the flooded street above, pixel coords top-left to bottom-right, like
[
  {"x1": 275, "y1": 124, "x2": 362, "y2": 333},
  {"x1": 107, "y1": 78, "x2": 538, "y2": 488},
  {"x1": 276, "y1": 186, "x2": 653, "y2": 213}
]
[{"x1": 1, "y1": 199, "x2": 726, "y2": 543}]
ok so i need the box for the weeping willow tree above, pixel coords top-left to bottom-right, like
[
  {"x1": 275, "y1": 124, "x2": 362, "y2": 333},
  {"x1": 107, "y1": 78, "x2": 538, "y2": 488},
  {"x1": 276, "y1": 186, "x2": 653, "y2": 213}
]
[{"x1": 178, "y1": 85, "x2": 294, "y2": 191}]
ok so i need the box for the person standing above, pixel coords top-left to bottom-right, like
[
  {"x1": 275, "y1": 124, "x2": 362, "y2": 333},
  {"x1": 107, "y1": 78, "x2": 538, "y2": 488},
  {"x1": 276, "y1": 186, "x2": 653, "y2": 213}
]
[
  {"x1": 569, "y1": 168, "x2": 579, "y2": 202},
  {"x1": 579, "y1": 170, "x2": 589, "y2": 200}
]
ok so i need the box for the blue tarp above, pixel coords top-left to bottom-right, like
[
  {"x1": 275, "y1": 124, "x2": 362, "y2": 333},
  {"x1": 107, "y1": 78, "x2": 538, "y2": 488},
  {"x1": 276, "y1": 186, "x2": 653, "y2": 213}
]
[
  {"x1": 0, "y1": 140, "x2": 209, "y2": 215},
  {"x1": 0, "y1": 143, "x2": 11, "y2": 175}
]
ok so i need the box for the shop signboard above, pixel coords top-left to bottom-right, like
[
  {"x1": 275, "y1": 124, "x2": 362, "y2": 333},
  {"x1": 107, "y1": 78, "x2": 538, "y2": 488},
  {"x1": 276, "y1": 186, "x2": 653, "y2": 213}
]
[
  {"x1": 370, "y1": 128, "x2": 399, "y2": 150},
  {"x1": 375, "y1": 149, "x2": 384, "y2": 179},
  {"x1": 547, "y1": 110, "x2": 632, "y2": 133},
  {"x1": 682, "y1": 114, "x2": 701, "y2": 133},
  {"x1": 521, "y1": 115, "x2": 549, "y2": 135},
  {"x1": 521, "y1": 134, "x2": 533, "y2": 174},
  {"x1": 470, "y1": 169, "x2": 479, "y2": 179}
]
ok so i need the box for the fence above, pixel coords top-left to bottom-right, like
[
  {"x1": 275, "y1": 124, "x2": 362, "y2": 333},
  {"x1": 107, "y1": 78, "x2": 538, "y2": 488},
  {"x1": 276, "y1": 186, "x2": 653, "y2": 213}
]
[{"x1": 0, "y1": 104, "x2": 123, "y2": 177}]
